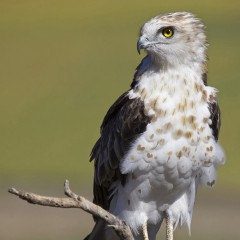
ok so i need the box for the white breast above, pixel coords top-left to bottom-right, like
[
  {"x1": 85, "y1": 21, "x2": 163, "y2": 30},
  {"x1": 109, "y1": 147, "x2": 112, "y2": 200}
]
[{"x1": 110, "y1": 65, "x2": 225, "y2": 235}]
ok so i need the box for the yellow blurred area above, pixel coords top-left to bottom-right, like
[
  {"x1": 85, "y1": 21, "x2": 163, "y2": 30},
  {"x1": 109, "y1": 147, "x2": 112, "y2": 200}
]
[{"x1": 1, "y1": 1, "x2": 240, "y2": 239}]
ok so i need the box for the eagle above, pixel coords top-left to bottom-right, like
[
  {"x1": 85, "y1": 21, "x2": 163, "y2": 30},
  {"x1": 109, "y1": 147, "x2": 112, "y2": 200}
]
[{"x1": 85, "y1": 12, "x2": 225, "y2": 240}]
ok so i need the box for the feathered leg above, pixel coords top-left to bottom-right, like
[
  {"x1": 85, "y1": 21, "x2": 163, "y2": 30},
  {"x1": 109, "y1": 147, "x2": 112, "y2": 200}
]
[{"x1": 165, "y1": 211, "x2": 173, "y2": 240}]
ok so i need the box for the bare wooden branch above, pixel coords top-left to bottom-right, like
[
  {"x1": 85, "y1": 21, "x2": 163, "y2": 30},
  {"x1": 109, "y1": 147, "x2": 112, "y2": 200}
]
[{"x1": 8, "y1": 179, "x2": 134, "y2": 240}]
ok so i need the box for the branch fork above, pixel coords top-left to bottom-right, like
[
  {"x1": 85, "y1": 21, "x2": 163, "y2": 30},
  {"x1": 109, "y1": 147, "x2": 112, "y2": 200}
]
[{"x1": 8, "y1": 180, "x2": 134, "y2": 240}]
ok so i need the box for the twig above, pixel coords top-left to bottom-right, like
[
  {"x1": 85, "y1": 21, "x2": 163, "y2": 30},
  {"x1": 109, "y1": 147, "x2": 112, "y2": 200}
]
[{"x1": 8, "y1": 179, "x2": 134, "y2": 240}]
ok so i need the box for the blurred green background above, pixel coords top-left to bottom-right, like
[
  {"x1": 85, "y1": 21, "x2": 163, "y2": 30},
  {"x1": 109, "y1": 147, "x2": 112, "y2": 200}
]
[{"x1": 1, "y1": 0, "x2": 239, "y2": 239}]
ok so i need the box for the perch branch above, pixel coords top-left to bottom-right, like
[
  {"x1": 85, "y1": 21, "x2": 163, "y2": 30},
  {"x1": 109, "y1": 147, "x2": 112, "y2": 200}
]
[{"x1": 8, "y1": 179, "x2": 134, "y2": 240}]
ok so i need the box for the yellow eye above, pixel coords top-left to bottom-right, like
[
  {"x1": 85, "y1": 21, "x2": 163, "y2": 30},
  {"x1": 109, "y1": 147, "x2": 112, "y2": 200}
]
[{"x1": 162, "y1": 28, "x2": 174, "y2": 38}]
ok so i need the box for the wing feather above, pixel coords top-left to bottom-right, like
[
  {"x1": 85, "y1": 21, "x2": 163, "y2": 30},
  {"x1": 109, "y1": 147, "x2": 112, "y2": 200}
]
[
  {"x1": 90, "y1": 92, "x2": 150, "y2": 210},
  {"x1": 208, "y1": 100, "x2": 221, "y2": 141}
]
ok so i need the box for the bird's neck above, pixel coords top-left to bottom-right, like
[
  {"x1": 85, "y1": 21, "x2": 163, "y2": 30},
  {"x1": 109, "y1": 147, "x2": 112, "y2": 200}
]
[
  {"x1": 129, "y1": 54, "x2": 208, "y2": 104},
  {"x1": 149, "y1": 54, "x2": 207, "y2": 73},
  {"x1": 132, "y1": 55, "x2": 207, "y2": 89}
]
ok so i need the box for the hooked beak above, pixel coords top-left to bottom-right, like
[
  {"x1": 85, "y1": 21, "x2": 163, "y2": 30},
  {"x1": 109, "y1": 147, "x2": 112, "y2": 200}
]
[{"x1": 137, "y1": 38, "x2": 154, "y2": 54}]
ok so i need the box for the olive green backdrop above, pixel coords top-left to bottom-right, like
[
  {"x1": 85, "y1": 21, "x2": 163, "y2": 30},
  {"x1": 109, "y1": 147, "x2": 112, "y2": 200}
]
[{"x1": 1, "y1": 1, "x2": 239, "y2": 239}]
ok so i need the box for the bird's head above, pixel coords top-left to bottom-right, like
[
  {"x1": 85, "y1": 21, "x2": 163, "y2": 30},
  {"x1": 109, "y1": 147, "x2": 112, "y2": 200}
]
[{"x1": 137, "y1": 12, "x2": 208, "y2": 67}]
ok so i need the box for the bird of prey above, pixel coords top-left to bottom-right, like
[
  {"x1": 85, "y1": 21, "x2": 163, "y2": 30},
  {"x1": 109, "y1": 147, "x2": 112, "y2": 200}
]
[{"x1": 85, "y1": 12, "x2": 225, "y2": 240}]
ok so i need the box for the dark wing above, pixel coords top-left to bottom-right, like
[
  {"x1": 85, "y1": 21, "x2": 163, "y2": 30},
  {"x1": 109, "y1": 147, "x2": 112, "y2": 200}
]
[
  {"x1": 208, "y1": 100, "x2": 221, "y2": 141},
  {"x1": 202, "y1": 71, "x2": 220, "y2": 140},
  {"x1": 90, "y1": 92, "x2": 150, "y2": 210}
]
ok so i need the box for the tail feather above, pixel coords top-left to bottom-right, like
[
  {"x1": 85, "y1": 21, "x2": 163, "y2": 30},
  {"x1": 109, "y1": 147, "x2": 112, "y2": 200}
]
[{"x1": 84, "y1": 219, "x2": 121, "y2": 240}]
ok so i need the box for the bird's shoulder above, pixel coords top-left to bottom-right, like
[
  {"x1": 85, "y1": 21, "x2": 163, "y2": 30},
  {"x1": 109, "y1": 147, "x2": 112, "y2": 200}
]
[{"x1": 131, "y1": 55, "x2": 151, "y2": 88}]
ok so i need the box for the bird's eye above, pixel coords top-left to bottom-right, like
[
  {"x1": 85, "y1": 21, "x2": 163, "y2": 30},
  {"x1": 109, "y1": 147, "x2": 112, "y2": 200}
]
[{"x1": 162, "y1": 27, "x2": 174, "y2": 38}]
